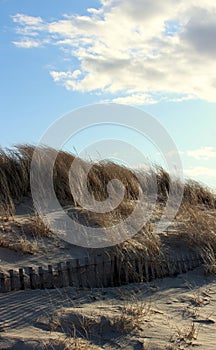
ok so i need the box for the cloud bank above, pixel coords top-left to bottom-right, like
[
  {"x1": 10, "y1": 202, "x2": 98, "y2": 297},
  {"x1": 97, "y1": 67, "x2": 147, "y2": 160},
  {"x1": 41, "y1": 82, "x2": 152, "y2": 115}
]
[
  {"x1": 186, "y1": 147, "x2": 216, "y2": 160},
  {"x1": 12, "y1": 0, "x2": 216, "y2": 104},
  {"x1": 184, "y1": 167, "x2": 216, "y2": 177}
]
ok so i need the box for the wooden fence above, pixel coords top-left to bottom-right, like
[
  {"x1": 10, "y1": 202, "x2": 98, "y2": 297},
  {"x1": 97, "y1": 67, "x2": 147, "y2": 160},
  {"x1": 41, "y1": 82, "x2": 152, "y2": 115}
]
[{"x1": 0, "y1": 252, "x2": 203, "y2": 293}]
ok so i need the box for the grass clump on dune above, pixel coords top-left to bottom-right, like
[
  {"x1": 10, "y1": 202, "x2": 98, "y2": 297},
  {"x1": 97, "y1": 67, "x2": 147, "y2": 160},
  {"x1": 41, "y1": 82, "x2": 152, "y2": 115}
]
[
  {"x1": 0, "y1": 145, "x2": 215, "y2": 259},
  {"x1": 0, "y1": 145, "x2": 215, "y2": 213}
]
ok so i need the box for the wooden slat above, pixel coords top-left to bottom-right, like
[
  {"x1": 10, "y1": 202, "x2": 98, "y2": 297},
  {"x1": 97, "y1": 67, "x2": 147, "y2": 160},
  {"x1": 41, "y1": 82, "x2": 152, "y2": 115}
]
[
  {"x1": 66, "y1": 261, "x2": 73, "y2": 287},
  {"x1": 19, "y1": 268, "x2": 25, "y2": 290},
  {"x1": 9, "y1": 270, "x2": 15, "y2": 291},
  {"x1": 48, "y1": 265, "x2": 54, "y2": 289},
  {"x1": 38, "y1": 267, "x2": 44, "y2": 289},
  {"x1": 144, "y1": 257, "x2": 149, "y2": 282},
  {"x1": 57, "y1": 263, "x2": 64, "y2": 288},
  {"x1": 0, "y1": 273, "x2": 6, "y2": 293},
  {"x1": 76, "y1": 259, "x2": 82, "y2": 288},
  {"x1": 29, "y1": 267, "x2": 36, "y2": 289}
]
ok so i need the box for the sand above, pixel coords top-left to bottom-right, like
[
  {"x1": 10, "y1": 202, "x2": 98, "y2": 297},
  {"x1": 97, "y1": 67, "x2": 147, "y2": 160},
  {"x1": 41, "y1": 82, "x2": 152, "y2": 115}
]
[{"x1": 0, "y1": 267, "x2": 215, "y2": 349}]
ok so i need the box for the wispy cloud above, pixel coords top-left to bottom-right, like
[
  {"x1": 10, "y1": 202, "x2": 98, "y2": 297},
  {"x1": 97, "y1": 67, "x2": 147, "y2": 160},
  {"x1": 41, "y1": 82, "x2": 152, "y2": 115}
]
[
  {"x1": 107, "y1": 93, "x2": 158, "y2": 105},
  {"x1": 186, "y1": 147, "x2": 216, "y2": 160},
  {"x1": 50, "y1": 70, "x2": 82, "y2": 83},
  {"x1": 184, "y1": 167, "x2": 216, "y2": 177},
  {"x1": 13, "y1": 39, "x2": 42, "y2": 48},
  {"x1": 165, "y1": 147, "x2": 216, "y2": 161},
  {"x1": 11, "y1": 1, "x2": 216, "y2": 104},
  {"x1": 12, "y1": 14, "x2": 43, "y2": 26}
]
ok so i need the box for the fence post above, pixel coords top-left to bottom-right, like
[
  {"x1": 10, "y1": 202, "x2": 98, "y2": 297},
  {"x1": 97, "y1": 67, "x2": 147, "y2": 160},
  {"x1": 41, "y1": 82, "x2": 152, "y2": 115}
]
[
  {"x1": 150, "y1": 258, "x2": 155, "y2": 280},
  {"x1": 113, "y1": 255, "x2": 120, "y2": 286},
  {"x1": 19, "y1": 268, "x2": 25, "y2": 290},
  {"x1": 9, "y1": 270, "x2": 15, "y2": 291},
  {"x1": 66, "y1": 261, "x2": 73, "y2": 287},
  {"x1": 101, "y1": 257, "x2": 106, "y2": 288},
  {"x1": 182, "y1": 255, "x2": 188, "y2": 273},
  {"x1": 190, "y1": 252, "x2": 197, "y2": 269},
  {"x1": 176, "y1": 255, "x2": 183, "y2": 275},
  {"x1": 166, "y1": 257, "x2": 172, "y2": 276},
  {"x1": 136, "y1": 257, "x2": 141, "y2": 283},
  {"x1": 110, "y1": 255, "x2": 115, "y2": 287},
  {"x1": 193, "y1": 252, "x2": 200, "y2": 268},
  {"x1": 172, "y1": 256, "x2": 178, "y2": 276},
  {"x1": 84, "y1": 257, "x2": 91, "y2": 288},
  {"x1": 57, "y1": 263, "x2": 64, "y2": 288},
  {"x1": 123, "y1": 258, "x2": 129, "y2": 284},
  {"x1": 130, "y1": 257, "x2": 137, "y2": 283},
  {"x1": 196, "y1": 252, "x2": 202, "y2": 266},
  {"x1": 154, "y1": 256, "x2": 161, "y2": 279},
  {"x1": 29, "y1": 267, "x2": 36, "y2": 289},
  {"x1": 186, "y1": 254, "x2": 192, "y2": 270},
  {"x1": 0, "y1": 273, "x2": 6, "y2": 293},
  {"x1": 144, "y1": 257, "x2": 149, "y2": 282},
  {"x1": 48, "y1": 265, "x2": 54, "y2": 288},
  {"x1": 160, "y1": 256, "x2": 167, "y2": 278},
  {"x1": 76, "y1": 259, "x2": 82, "y2": 288},
  {"x1": 38, "y1": 267, "x2": 44, "y2": 289},
  {"x1": 117, "y1": 256, "x2": 122, "y2": 286}
]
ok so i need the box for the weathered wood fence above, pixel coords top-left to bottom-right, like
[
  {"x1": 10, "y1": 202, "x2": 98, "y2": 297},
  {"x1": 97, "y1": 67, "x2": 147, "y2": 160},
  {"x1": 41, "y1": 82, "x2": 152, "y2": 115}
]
[{"x1": 0, "y1": 252, "x2": 203, "y2": 293}]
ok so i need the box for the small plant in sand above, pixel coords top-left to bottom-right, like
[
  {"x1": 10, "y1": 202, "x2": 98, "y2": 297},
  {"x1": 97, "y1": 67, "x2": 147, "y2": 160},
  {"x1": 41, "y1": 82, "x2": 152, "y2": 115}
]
[
  {"x1": 22, "y1": 213, "x2": 52, "y2": 239},
  {"x1": 191, "y1": 289, "x2": 210, "y2": 307},
  {"x1": 113, "y1": 299, "x2": 152, "y2": 332},
  {"x1": 169, "y1": 322, "x2": 199, "y2": 348},
  {"x1": 45, "y1": 309, "x2": 107, "y2": 349},
  {"x1": 0, "y1": 212, "x2": 51, "y2": 254},
  {"x1": 184, "y1": 282, "x2": 211, "y2": 307},
  {"x1": 0, "y1": 231, "x2": 38, "y2": 254},
  {"x1": 40, "y1": 335, "x2": 98, "y2": 350}
]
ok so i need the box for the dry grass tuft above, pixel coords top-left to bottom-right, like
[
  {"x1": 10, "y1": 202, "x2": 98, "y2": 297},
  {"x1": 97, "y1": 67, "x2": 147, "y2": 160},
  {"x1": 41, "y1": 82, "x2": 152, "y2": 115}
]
[
  {"x1": 174, "y1": 204, "x2": 216, "y2": 274},
  {"x1": 175, "y1": 204, "x2": 216, "y2": 252},
  {"x1": 112, "y1": 299, "x2": 152, "y2": 332},
  {"x1": 40, "y1": 336, "x2": 99, "y2": 350},
  {"x1": 183, "y1": 180, "x2": 216, "y2": 208},
  {"x1": 0, "y1": 213, "x2": 51, "y2": 254},
  {"x1": 0, "y1": 145, "x2": 32, "y2": 217},
  {"x1": 0, "y1": 231, "x2": 38, "y2": 254},
  {"x1": 21, "y1": 214, "x2": 52, "y2": 238},
  {"x1": 115, "y1": 222, "x2": 161, "y2": 261},
  {"x1": 169, "y1": 322, "x2": 198, "y2": 348},
  {"x1": 202, "y1": 246, "x2": 216, "y2": 275}
]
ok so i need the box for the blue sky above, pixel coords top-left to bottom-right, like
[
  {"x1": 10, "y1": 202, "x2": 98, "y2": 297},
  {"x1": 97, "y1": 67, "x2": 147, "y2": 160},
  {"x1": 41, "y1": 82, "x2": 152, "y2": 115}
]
[{"x1": 0, "y1": 0, "x2": 216, "y2": 189}]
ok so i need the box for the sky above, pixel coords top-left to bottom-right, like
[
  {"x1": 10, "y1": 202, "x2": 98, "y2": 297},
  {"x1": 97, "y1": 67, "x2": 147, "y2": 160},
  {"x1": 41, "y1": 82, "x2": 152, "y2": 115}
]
[{"x1": 0, "y1": 0, "x2": 216, "y2": 189}]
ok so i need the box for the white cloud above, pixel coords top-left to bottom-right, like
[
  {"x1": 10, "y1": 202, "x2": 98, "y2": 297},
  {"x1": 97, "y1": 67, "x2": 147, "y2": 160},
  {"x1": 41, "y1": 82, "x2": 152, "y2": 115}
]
[
  {"x1": 166, "y1": 95, "x2": 196, "y2": 103},
  {"x1": 186, "y1": 147, "x2": 216, "y2": 160},
  {"x1": 50, "y1": 70, "x2": 82, "y2": 82},
  {"x1": 12, "y1": 14, "x2": 43, "y2": 26},
  {"x1": 184, "y1": 167, "x2": 216, "y2": 177},
  {"x1": 12, "y1": 39, "x2": 42, "y2": 48},
  {"x1": 11, "y1": 0, "x2": 216, "y2": 104},
  {"x1": 109, "y1": 93, "x2": 158, "y2": 105},
  {"x1": 164, "y1": 146, "x2": 216, "y2": 161}
]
